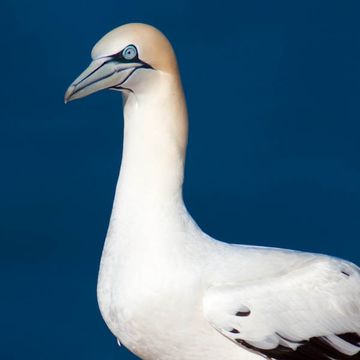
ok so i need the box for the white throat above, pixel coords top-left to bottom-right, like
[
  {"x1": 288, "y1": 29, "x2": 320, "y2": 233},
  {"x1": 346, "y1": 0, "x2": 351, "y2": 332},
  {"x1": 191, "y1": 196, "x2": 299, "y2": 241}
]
[{"x1": 107, "y1": 70, "x2": 192, "y2": 243}]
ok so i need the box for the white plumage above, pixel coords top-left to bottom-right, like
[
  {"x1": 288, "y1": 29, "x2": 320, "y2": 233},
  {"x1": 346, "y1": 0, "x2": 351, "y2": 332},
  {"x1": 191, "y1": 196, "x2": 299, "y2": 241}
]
[
  {"x1": 65, "y1": 23, "x2": 360, "y2": 360},
  {"x1": 204, "y1": 257, "x2": 360, "y2": 353}
]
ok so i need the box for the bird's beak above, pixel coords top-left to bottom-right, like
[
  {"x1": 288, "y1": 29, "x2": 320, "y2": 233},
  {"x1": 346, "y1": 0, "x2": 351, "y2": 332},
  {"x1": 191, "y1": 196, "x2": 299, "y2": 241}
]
[{"x1": 64, "y1": 57, "x2": 143, "y2": 103}]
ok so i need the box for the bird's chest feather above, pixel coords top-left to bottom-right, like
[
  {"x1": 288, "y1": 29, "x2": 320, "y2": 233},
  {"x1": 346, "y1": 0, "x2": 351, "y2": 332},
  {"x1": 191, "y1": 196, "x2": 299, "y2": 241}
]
[{"x1": 97, "y1": 235, "x2": 204, "y2": 356}]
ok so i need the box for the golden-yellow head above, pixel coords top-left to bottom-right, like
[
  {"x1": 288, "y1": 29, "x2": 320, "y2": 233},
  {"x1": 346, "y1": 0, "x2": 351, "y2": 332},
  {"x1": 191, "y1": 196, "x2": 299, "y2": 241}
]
[{"x1": 65, "y1": 23, "x2": 178, "y2": 103}]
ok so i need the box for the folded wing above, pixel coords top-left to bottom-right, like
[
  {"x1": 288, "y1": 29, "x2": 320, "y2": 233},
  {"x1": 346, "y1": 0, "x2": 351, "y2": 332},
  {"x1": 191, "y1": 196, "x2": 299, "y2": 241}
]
[{"x1": 203, "y1": 258, "x2": 360, "y2": 359}]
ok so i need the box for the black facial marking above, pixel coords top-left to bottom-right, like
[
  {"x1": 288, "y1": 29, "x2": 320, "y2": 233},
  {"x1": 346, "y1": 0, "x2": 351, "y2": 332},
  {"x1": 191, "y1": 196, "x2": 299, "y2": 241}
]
[
  {"x1": 104, "y1": 44, "x2": 154, "y2": 90},
  {"x1": 118, "y1": 68, "x2": 138, "y2": 86},
  {"x1": 69, "y1": 60, "x2": 132, "y2": 99},
  {"x1": 74, "y1": 58, "x2": 113, "y2": 87},
  {"x1": 71, "y1": 44, "x2": 155, "y2": 98},
  {"x1": 111, "y1": 44, "x2": 153, "y2": 69},
  {"x1": 112, "y1": 44, "x2": 139, "y2": 62},
  {"x1": 111, "y1": 85, "x2": 134, "y2": 94},
  {"x1": 230, "y1": 328, "x2": 240, "y2": 334},
  {"x1": 109, "y1": 67, "x2": 141, "y2": 92}
]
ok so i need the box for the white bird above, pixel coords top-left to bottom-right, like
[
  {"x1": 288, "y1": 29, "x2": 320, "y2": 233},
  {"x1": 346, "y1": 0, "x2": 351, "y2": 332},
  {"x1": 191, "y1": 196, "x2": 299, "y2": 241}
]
[{"x1": 65, "y1": 23, "x2": 360, "y2": 360}]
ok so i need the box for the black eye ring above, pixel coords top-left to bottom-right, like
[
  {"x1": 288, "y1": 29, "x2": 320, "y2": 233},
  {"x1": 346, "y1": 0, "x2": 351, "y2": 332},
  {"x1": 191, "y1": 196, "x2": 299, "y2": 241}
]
[{"x1": 122, "y1": 45, "x2": 137, "y2": 60}]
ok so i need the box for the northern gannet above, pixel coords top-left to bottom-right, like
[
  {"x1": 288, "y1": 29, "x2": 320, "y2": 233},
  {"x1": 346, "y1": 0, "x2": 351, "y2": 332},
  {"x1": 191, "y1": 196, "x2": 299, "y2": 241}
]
[{"x1": 65, "y1": 23, "x2": 360, "y2": 360}]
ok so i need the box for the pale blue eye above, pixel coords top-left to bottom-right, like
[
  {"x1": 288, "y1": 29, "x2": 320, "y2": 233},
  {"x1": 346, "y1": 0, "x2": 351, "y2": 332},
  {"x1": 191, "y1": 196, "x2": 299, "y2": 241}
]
[{"x1": 123, "y1": 45, "x2": 137, "y2": 60}]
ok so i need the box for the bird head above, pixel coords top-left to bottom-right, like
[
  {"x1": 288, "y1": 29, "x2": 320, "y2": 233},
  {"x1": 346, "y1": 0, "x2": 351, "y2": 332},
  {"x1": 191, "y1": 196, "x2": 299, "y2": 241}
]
[{"x1": 64, "y1": 23, "x2": 178, "y2": 103}]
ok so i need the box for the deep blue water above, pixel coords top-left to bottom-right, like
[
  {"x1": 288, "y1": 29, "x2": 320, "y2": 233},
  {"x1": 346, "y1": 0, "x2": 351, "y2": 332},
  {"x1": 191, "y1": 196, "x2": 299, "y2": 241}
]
[{"x1": 2, "y1": 1, "x2": 360, "y2": 359}]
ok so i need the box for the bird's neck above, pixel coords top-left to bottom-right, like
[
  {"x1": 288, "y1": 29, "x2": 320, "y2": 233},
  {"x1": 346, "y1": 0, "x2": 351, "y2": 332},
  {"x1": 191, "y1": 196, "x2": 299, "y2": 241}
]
[{"x1": 109, "y1": 72, "x2": 189, "y2": 231}]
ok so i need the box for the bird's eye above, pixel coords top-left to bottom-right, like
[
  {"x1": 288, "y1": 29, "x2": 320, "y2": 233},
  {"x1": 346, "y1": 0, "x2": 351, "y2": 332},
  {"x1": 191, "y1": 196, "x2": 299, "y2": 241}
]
[{"x1": 122, "y1": 45, "x2": 137, "y2": 60}]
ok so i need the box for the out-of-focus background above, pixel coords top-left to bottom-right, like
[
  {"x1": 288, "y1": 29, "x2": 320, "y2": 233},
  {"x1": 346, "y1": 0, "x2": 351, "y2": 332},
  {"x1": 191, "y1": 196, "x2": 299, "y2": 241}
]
[{"x1": 2, "y1": 1, "x2": 360, "y2": 359}]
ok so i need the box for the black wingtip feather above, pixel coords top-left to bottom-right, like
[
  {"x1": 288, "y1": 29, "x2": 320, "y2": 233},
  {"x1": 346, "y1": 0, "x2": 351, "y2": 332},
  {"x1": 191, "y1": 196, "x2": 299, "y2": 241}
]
[{"x1": 236, "y1": 333, "x2": 360, "y2": 360}]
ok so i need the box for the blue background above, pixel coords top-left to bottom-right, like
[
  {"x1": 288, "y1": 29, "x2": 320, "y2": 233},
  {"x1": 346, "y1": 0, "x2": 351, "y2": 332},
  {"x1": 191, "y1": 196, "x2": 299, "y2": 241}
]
[{"x1": 2, "y1": 1, "x2": 360, "y2": 359}]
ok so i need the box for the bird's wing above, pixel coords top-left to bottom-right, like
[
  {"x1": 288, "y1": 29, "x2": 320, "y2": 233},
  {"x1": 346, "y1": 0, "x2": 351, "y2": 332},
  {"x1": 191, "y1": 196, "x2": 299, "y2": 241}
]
[{"x1": 203, "y1": 257, "x2": 360, "y2": 359}]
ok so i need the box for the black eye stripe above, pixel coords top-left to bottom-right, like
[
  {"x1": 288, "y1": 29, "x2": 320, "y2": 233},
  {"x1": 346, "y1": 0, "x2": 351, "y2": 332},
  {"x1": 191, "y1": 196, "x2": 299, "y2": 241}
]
[
  {"x1": 109, "y1": 45, "x2": 154, "y2": 70},
  {"x1": 112, "y1": 44, "x2": 139, "y2": 62}
]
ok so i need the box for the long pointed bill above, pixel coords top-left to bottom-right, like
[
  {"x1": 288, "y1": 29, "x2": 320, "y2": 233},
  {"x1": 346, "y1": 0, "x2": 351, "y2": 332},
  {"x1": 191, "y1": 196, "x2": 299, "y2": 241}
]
[{"x1": 64, "y1": 57, "x2": 141, "y2": 103}]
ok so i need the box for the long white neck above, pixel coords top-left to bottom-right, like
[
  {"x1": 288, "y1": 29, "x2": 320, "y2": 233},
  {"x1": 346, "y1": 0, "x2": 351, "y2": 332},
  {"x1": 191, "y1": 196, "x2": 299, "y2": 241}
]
[{"x1": 107, "y1": 71, "x2": 193, "y2": 243}]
